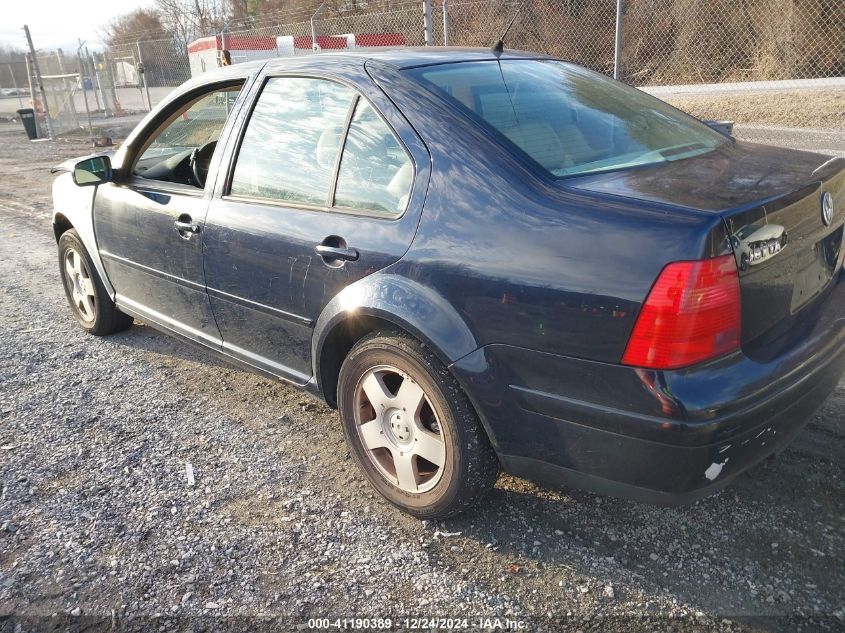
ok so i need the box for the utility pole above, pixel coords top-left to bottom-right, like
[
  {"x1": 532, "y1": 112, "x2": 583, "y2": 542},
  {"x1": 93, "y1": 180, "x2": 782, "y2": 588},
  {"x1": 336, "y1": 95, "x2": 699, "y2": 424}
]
[
  {"x1": 442, "y1": 0, "x2": 450, "y2": 46},
  {"x1": 423, "y1": 0, "x2": 434, "y2": 46},
  {"x1": 613, "y1": 0, "x2": 623, "y2": 80},
  {"x1": 23, "y1": 24, "x2": 54, "y2": 139}
]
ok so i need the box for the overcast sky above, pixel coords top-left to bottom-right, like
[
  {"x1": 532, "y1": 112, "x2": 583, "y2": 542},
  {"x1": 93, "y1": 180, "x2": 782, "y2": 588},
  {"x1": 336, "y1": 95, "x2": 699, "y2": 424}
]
[{"x1": 1, "y1": 0, "x2": 155, "y2": 52}]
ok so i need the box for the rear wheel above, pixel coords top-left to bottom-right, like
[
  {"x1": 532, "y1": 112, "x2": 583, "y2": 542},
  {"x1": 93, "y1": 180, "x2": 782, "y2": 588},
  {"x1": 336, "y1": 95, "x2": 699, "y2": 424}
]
[
  {"x1": 58, "y1": 229, "x2": 133, "y2": 336},
  {"x1": 338, "y1": 331, "x2": 499, "y2": 518}
]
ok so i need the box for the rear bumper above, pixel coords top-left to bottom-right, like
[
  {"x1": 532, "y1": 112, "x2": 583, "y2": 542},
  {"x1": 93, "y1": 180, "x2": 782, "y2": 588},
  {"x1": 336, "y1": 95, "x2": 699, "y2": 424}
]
[
  {"x1": 451, "y1": 270, "x2": 845, "y2": 506},
  {"x1": 497, "y1": 358, "x2": 841, "y2": 505}
]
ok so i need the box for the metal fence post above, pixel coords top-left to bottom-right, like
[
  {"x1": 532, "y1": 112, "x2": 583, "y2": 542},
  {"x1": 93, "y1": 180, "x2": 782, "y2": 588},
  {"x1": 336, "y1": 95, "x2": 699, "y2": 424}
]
[
  {"x1": 56, "y1": 48, "x2": 80, "y2": 129},
  {"x1": 613, "y1": 0, "x2": 623, "y2": 80},
  {"x1": 23, "y1": 24, "x2": 55, "y2": 140},
  {"x1": 24, "y1": 54, "x2": 39, "y2": 138},
  {"x1": 442, "y1": 0, "x2": 449, "y2": 46},
  {"x1": 102, "y1": 51, "x2": 120, "y2": 115},
  {"x1": 85, "y1": 47, "x2": 102, "y2": 113},
  {"x1": 6, "y1": 64, "x2": 24, "y2": 108},
  {"x1": 137, "y1": 41, "x2": 152, "y2": 111},
  {"x1": 77, "y1": 40, "x2": 93, "y2": 138},
  {"x1": 311, "y1": 3, "x2": 325, "y2": 51},
  {"x1": 423, "y1": 0, "x2": 434, "y2": 46}
]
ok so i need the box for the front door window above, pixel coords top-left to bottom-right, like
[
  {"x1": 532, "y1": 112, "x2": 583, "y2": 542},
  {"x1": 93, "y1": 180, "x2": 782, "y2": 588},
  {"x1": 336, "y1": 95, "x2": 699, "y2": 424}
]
[{"x1": 133, "y1": 84, "x2": 242, "y2": 188}]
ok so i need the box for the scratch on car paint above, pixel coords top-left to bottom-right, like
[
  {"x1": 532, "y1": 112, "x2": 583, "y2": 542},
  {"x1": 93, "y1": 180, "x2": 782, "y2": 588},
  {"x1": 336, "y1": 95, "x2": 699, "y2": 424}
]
[
  {"x1": 302, "y1": 256, "x2": 312, "y2": 303},
  {"x1": 812, "y1": 156, "x2": 840, "y2": 176},
  {"x1": 288, "y1": 257, "x2": 296, "y2": 300},
  {"x1": 704, "y1": 459, "x2": 728, "y2": 481},
  {"x1": 286, "y1": 256, "x2": 310, "y2": 304}
]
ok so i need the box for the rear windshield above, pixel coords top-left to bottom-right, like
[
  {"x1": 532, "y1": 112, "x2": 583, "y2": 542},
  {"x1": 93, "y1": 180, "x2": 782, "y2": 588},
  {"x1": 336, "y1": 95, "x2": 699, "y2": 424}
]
[{"x1": 407, "y1": 60, "x2": 727, "y2": 178}]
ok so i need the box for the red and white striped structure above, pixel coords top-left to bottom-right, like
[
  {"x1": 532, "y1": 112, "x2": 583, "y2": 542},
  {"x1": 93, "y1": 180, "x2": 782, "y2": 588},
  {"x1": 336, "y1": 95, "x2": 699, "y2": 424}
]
[{"x1": 187, "y1": 32, "x2": 407, "y2": 76}]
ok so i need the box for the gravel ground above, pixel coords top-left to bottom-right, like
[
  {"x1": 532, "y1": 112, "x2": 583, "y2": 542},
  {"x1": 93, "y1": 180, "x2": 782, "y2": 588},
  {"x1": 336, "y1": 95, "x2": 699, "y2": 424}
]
[
  {"x1": 0, "y1": 135, "x2": 843, "y2": 633},
  {"x1": 662, "y1": 90, "x2": 845, "y2": 130}
]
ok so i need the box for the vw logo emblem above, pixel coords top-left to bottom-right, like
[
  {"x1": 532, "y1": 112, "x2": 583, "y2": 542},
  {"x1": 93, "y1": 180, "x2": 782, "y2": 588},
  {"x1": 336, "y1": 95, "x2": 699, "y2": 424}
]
[{"x1": 821, "y1": 191, "x2": 833, "y2": 226}]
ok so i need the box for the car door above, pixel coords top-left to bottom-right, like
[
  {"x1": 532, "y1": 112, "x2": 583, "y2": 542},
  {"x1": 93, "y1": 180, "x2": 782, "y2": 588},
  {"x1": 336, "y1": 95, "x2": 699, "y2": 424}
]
[
  {"x1": 93, "y1": 81, "x2": 245, "y2": 346},
  {"x1": 203, "y1": 65, "x2": 429, "y2": 382}
]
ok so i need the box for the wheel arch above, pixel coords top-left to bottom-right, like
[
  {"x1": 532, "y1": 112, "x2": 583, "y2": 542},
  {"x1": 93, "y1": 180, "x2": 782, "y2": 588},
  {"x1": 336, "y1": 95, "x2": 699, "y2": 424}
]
[
  {"x1": 312, "y1": 274, "x2": 480, "y2": 409},
  {"x1": 52, "y1": 172, "x2": 115, "y2": 299},
  {"x1": 53, "y1": 212, "x2": 73, "y2": 242}
]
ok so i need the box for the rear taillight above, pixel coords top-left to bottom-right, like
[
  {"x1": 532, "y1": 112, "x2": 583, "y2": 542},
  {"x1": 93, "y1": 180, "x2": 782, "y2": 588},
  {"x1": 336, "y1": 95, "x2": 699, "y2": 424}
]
[{"x1": 622, "y1": 254, "x2": 741, "y2": 370}]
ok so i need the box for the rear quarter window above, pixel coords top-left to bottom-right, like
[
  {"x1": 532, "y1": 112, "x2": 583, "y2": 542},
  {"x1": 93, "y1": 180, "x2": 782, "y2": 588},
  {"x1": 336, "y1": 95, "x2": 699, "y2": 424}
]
[{"x1": 333, "y1": 100, "x2": 413, "y2": 216}]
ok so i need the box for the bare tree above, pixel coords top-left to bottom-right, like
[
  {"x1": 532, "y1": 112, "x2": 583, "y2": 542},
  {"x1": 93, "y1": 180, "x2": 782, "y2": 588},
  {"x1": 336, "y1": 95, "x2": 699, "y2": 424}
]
[
  {"x1": 0, "y1": 44, "x2": 27, "y2": 63},
  {"x1": 156, "y1": 0, "x2": 227, "y2": 50},
  {"x1": 101, "y1": 8, "x2": 170, "y2": 46}
]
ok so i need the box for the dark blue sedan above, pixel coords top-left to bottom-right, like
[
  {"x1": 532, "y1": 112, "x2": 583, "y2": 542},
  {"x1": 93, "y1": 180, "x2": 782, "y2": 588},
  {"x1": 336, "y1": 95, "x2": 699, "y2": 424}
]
[{"x1": 52, "y1": 48, "x2": 845, "y2": 517}]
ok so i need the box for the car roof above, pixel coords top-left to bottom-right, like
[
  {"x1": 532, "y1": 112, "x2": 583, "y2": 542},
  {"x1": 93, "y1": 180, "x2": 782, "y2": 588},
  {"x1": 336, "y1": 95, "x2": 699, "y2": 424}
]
[
  {"x1": 262, "y1": 47, "x2": 552, "y2": 71},
  {"x1": 190, "y1": 47, "x2": 554, "y2": 86}
]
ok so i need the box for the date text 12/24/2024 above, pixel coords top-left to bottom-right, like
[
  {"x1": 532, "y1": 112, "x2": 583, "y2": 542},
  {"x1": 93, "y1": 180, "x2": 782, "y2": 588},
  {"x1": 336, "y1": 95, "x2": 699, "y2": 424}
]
[{"x1": 307, "y1": 618, "x2": 529, "y2": 630}]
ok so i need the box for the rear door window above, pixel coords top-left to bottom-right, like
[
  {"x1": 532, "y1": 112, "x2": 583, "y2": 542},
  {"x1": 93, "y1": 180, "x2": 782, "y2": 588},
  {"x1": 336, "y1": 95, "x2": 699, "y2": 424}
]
[{"x1": 230, "y1": 77, "x2": 354, "y2": 205}]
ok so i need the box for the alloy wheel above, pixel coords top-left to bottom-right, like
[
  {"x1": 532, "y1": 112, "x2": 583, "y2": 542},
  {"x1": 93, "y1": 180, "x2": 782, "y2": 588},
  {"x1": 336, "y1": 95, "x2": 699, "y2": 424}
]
[
  {"x1": 64, "y1": 247, "x2": 96, "y2": 323},
  {"x1": 353, "y1": 364, "x2": 446, "y2": 493}
]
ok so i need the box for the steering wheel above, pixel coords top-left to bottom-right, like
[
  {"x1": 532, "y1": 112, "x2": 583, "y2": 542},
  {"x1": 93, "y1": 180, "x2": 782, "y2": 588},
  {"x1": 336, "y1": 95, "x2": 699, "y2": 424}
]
[{"x1": 190, "y1": 141, "x2": 217, "y2": 188}]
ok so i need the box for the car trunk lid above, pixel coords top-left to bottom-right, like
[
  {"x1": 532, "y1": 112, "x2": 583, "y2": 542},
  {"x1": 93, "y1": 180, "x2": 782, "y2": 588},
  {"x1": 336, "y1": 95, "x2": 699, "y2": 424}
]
[{"x1": 568, "y1": 141, "x2": 845, "y2": 349}]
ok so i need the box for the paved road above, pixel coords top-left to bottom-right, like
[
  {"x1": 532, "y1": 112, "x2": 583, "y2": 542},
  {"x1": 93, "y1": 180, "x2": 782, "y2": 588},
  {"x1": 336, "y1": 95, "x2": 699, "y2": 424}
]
[
  {"x1": 0, "y1": 137, "x2": 843, "y2": 632},
  {"x1": 0, "y1": 88, "x2": 173, "y2": 118},
  {"x1": 643, "y1": 76, "x2": 845, "y2": 97}
]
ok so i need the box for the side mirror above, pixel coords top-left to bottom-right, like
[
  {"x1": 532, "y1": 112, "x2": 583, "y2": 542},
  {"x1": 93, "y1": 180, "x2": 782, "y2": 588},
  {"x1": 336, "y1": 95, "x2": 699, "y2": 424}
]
[{"x1": 72, "y1": 156, "x2": 112, "y2": 186}]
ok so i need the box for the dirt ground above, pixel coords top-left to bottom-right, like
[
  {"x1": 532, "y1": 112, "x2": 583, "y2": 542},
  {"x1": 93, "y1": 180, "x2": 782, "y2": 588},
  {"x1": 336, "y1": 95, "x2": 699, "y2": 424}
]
[
  {"x1": 664, "y1": 90, "x2": 845, "y2": 130},
  {"x1": 0, "y1": 126, "x2": 843, "y2": 633}
]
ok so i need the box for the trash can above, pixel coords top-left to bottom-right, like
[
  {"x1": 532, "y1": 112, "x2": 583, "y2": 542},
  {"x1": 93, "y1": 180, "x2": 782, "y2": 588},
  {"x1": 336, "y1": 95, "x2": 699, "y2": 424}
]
[{"x1": 16, "y1": 108, "x2": 38, "y2": 140}]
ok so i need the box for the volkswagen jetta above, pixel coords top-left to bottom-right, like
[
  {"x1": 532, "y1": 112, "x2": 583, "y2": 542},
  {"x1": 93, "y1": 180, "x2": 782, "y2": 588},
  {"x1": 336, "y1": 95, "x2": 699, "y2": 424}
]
[{"x1": 52, "y1": 49, "x2": 845, "y2": 517}]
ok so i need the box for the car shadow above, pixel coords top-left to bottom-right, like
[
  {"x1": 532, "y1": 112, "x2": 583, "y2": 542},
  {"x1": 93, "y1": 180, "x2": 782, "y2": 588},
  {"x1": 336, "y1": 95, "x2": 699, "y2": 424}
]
[
  {"x1": 101, "y1": 318, "x2": 845, "y2": 623},
  {"x1": 107, "y1": 322, "x2": 237, "y2": 372},
  {"x1": 425, "y1": 436, "x2": 844, "y2": 620}
]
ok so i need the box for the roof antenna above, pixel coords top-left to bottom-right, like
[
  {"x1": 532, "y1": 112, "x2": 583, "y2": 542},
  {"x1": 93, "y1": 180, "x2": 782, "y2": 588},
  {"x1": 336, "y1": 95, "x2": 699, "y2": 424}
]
[{"x1": 491, "y1": 6, "x2": 521, "y2": 55}]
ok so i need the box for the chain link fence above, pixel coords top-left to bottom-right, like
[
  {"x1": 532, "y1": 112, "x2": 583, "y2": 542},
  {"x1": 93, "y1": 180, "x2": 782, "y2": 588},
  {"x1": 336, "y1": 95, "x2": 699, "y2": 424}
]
[
  {"x1": 1, "y1": 0, "x2": 842, "y2": 139},
  {"x1": 442, "y1": 0, "x2": 844, "y2": 84}
]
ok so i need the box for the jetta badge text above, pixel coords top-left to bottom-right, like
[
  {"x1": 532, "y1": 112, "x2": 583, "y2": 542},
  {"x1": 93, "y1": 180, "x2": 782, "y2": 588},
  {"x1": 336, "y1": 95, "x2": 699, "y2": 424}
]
[{"x1": 821, "y1": 191, "x2": 833, "y2": 226}]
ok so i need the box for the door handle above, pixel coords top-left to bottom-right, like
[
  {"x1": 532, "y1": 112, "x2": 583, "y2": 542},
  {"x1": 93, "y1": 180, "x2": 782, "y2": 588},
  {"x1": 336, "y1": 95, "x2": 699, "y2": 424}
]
[
  {"x1": 174, "y1": 220, "x2": 200, "y2": 233},
  {"x1": 315, "y1": 244, "x2": 359, "y2": 262}
]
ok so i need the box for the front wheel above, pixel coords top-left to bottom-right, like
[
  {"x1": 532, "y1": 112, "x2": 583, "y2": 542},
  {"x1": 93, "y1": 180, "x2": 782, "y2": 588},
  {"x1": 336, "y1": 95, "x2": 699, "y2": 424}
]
[
  {"x1": 58, "y1": 229, "x2": 133, "y2": 336},
  {"x1": 338, "y1": 331, "x2": 499, "y2": 518}
]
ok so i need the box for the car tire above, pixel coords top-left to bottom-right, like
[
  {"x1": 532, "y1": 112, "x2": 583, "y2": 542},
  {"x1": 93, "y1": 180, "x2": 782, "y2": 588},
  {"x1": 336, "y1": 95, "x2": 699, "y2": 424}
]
[
  {"x1": 338, "y1": 330, "x2": 499, "y2": 518},
  {"x1": 58, "y1": 229, "x2": 133, "y2": 336}
]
